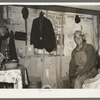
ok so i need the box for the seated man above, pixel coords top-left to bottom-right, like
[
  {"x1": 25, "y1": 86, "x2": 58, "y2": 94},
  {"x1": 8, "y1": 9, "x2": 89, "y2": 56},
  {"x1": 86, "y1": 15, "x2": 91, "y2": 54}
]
[{"x1": 69, "y1": 30, "x2": 98, "y2": 88}]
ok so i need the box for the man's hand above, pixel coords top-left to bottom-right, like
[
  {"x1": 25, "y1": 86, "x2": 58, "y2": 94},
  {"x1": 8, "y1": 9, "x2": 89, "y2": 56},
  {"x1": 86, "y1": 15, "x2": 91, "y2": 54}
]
[{"x1": 76, "y1": 65, "x2": 86, "y2": 76}]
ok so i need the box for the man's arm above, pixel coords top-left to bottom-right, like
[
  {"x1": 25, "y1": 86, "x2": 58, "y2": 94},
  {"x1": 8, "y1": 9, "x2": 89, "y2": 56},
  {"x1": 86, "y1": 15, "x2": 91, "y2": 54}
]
[
  {"x1": 69, "y1": 50, "x2": 77, "y2": 88},
  {"x1": 69, "y1": 50, "x2": 77, "y2": 78}
]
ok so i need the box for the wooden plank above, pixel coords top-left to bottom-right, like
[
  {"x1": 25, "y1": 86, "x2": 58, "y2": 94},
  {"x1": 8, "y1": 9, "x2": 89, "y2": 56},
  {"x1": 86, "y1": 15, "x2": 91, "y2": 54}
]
[
  {"x1": 20, "y1": 5, "x2": 100, "y2": 15},
  {"x1": 97, "y1": 16, "x2": 100, "y2": 48},
  {"x1": 59, "y1": 12, "x2": 64, "y2": 79}
]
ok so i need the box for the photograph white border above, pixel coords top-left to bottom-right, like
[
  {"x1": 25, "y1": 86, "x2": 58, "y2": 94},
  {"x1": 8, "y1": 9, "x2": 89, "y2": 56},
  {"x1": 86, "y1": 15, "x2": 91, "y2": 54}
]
[{"x1": 0, "y1": 2, "x2": 100, "y2": 98}]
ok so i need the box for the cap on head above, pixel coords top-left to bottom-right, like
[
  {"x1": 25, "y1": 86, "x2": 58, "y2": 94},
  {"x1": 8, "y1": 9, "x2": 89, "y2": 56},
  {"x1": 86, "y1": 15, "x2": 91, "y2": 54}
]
[{"x1": 74, "y1": 30, "x2": 82, "y2": 38}]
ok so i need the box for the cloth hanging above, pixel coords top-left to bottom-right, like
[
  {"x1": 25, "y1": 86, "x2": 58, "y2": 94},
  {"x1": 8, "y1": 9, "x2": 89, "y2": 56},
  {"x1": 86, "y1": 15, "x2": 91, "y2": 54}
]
[
  {"x1": 9, "y1": 30, "x2": 18, "y2": 61},
  {"x1": 0, "y1": 27, "x2": 10, "y2": 56},
  {"x1": 30, "y1": 16, "x2": 56, "y2": 53}
]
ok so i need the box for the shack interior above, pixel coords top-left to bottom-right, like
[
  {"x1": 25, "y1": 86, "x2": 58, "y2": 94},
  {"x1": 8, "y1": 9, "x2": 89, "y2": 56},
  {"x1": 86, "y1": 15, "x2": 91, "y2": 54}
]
[{"x1": 0, "y1": 5, "x2": 100, "y2": 88}]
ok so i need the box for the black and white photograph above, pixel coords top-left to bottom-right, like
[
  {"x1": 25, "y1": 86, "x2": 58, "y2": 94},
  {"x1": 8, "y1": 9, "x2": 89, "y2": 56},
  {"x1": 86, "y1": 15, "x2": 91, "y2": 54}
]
[{"x1": 0, "y1": 3, "x2": 100, "y2": 90}]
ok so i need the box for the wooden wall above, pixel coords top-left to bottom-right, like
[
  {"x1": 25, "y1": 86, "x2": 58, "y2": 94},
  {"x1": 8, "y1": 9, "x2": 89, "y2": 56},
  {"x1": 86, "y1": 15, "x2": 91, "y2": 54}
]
[{"x1": 2, "y1": 5, "x2": 99, "y2": 88}]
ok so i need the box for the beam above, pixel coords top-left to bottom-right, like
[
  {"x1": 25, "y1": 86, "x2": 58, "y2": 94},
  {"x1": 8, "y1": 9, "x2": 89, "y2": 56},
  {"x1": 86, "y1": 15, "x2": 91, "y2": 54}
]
[
  {"x1": 30, "y1": 5, "x2": 100, "y2": 15},
  {"x1": 25, "y1": 5, "x2": 100, "y2": 15},
  {"x1": 12, "y1": 5, "x2": 100, "y2": 15}
]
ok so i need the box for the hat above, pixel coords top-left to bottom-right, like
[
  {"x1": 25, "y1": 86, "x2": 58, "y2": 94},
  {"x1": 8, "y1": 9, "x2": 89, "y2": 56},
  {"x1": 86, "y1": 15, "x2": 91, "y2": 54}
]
[{"x1": 75, "y1": 15, "x2": 81, "y2": 24}]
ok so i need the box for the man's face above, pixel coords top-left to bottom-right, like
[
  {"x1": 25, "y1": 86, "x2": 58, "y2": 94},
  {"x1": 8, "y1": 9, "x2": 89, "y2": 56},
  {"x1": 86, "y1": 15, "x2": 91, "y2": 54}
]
[{"x1": 74, "y1": 32, "x2": 83, "y2": 45}]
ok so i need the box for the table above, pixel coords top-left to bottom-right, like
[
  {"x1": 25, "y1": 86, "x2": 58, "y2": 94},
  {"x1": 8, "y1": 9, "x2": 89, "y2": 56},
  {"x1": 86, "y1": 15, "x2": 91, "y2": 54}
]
[{"x1": 0, "y1": 66, "x2": 29, "y2": 89}]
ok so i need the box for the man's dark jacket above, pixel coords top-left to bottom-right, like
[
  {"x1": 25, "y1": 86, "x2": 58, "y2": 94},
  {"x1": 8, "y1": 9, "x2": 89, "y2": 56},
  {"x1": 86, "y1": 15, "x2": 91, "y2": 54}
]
[
  {"x1": 69, "y1": 43, "x2": 98, "y2": 79},
  {"x1": 30, "y1": 16, "x2": 56, "y2": 52}
]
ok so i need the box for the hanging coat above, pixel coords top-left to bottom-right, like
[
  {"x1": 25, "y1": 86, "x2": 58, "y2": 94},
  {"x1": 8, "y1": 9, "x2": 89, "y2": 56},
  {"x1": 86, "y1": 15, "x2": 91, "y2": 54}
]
[{"x1": 30, "y1": 16, "x2": 56, "y2": 53}]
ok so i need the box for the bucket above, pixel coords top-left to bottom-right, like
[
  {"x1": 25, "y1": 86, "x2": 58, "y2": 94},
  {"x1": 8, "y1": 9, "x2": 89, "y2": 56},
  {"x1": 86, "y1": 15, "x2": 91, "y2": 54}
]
[{"x1": 42, "y1": 85, "x2": 52, "y2": 89}]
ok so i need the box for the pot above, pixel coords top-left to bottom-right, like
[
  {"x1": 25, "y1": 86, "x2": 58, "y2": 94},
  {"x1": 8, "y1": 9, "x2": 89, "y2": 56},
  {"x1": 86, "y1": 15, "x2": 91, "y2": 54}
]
[{"x1": 4, "y1": 61, "x2": 18, "y2": 70}]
